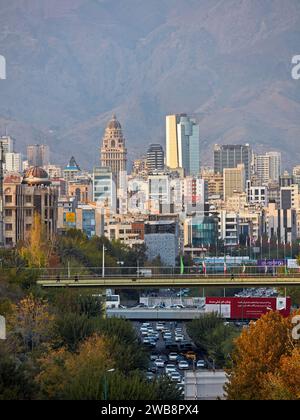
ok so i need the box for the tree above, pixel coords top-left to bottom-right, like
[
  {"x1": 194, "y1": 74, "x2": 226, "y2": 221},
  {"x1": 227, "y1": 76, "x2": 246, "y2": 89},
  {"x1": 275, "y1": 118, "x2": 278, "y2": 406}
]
[
  {"x1": 55, "y1": 313, "x2": 99, "y2": 352},
  {"x1": 225, "y1": 311, "x2": 295, "y2": 400},
  {"x1": 50, "y1": 289, "x2": 104, "y2": 318},
  {"x1": 187, "y1": 313, "x2": 239, "y2": 368},
  {"x1": 261, "y1": 347, "x2": 300, "y2": 400},
  {"x1": 19, "y1": 213, "x2": 53, "y2": 268},
  {"x1": 187, "y1": 313, "x2": 223, "y2": 352},
  {"x1": 36, "y1": 335, "x2": 113, "y2": 400},
  {"x1": 0, "y1": 354, "x2": 36, "y2": 400},
  {"x1": 9, "y1": 294, "x2": 55, "y2": 353},
  {"x1": 36, "y1": 334, "x2": 182, "y2": 400}
]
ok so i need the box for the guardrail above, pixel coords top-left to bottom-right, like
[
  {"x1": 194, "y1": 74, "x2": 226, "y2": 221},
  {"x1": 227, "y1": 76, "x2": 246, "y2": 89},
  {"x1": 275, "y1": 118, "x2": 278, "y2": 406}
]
[{"x1": 36, "y1": 265, "x2": 300, "y2": 278}]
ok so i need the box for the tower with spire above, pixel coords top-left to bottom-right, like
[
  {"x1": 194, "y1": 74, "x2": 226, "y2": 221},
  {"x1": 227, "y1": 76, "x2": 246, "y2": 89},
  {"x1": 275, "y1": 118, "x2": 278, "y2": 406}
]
[{"x1": 100, "y1": 115, "x2": 127, "y2": 187}]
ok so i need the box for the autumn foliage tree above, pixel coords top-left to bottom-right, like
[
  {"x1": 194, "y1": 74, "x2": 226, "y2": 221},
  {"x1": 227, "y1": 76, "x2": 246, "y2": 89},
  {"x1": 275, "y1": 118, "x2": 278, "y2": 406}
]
[
  {"x1": 19, "y1": 213, "x2": 53, "y2": 268},
  {"x1": 36, "y1": 334, "x2": 182, "y2": 400},
  {"x1": 8, "y1": 294, "x2": 55, "y2": 353},
  {"x1": 225, "y1": 311, "x2": 300, "y2": 400}
]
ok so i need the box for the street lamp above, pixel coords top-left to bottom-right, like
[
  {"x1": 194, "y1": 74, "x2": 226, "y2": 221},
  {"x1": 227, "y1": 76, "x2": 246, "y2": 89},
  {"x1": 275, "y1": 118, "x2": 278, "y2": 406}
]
[{"x1": 102, "y1": 244, "x2": 107, "y2": 278}]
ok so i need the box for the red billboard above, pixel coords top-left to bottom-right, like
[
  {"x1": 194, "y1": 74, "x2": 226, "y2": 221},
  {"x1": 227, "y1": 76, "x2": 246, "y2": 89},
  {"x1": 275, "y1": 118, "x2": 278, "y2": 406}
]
[{"x1": 205, "y1": 297, "x2": 291, "y2": 320}]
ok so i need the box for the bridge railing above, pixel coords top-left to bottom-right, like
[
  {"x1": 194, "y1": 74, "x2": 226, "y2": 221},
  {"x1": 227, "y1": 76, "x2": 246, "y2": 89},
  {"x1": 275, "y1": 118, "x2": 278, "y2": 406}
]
[{"x1": 37, "y1": 265, "x2": 300, "y2": 281}]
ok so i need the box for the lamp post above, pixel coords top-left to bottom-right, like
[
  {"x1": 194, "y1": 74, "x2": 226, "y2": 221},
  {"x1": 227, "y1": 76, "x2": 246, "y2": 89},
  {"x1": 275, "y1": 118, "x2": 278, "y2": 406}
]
[{"x1": 102, "y1": 244, "x2": 107, "y2": 278}]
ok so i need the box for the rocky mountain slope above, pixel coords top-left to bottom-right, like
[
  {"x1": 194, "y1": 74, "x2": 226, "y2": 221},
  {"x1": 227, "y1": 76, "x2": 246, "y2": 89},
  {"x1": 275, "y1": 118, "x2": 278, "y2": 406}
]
[{"x1": 0, "y1": 0, "x2": 299, "y2": 169}]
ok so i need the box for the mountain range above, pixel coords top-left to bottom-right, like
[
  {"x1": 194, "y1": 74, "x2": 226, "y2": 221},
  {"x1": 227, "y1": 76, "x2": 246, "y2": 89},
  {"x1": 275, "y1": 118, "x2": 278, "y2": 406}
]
[{"x1": 0, "y1": 0, "x2": 300, "y2": 170}]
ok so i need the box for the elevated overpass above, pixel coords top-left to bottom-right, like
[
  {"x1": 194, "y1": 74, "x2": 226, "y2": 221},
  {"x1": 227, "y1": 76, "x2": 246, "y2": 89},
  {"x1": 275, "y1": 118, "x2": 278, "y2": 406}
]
[
  {"x1": 37, "y1": 273, "x2": 300, "y2": 288},
  {"x1": 106, "y1": 307, "x2": 206, "y2": 320}
]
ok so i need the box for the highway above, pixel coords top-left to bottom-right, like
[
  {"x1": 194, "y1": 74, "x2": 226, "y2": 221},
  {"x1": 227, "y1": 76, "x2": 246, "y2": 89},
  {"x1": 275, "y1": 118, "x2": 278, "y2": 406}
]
[{"x1": 36, "y1": 274, "x2": 300, "y2": 288}]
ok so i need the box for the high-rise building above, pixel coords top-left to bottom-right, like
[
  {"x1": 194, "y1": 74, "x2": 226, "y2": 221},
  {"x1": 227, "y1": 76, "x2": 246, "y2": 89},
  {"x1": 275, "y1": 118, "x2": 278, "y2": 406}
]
[
  {"x1": 268, "y1": 152, "x2": 282, "y2": 182},
  {"x1": 100, "y1": 115, "x2": 127, "y2": 188},
  {"x1": 147, "y1": 144, "x2": 165, "y2": 172},
  {"x1": 0, "y1": 136, "x2": 14, "y2": 154},
  {"x1": 144, "y1": 220, "x2": 179, "y2": 267},
  {"x1": 3, "y1": 169, "x2": 58, "y2": 247},
  {"x1": 223, "y1": 164, "x2": 245, "y2": 201},
  {"x1": 27, "y1": 144, "x2": 50, "y2": 167},
  {"x1": 166, "y1": 114, "x2": 181, "y2": 170},
  {"x1": 92, "y1": 166, "x2": 116, "y2": 213},
  {"x1": 166, "y1": 114, "x2": 201, "y2": 175},
  {"x1": 4, "y1": 153, "x2": 22, "y2": 173},
  {"x1": 214, "y1": 144, "x2": 252, "y2": 181},
  {"x1": 254, "y1": 152, "x2": 281, "y2": 184},
  {"x1": 177, "y1": 115, "x2": 200, "y2": 176}
]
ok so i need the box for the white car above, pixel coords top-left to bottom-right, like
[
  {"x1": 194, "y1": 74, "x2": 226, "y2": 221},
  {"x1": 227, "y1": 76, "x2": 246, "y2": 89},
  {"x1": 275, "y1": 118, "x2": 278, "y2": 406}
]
[
  {"x1": 170, "y1": 372, "x2": 182, "y2": 383},
  {"x1": 197, "y1": 360, "x2": 206, "y2": 369},
  {"x1": 154, "y1": 359, "x2": 165, "y2": 368},
  {"x1": 175, "y1": 335, "x2": 184, "y2": 342},
  {"x1": 178, "y1": 360, "x2": 189, "y2": 370},
  {"x1": 168, "y1": 352, "x2": 179, "y2": 362},
  {"x1": 156, "y1": 323, "x2": 165, "y2": 331},
  {"x1": 163, "y1": 334, "x2": 172, "y2": 341},
  {"x1": 165, "y1": 364, "x2": 177, "y2": 374}
]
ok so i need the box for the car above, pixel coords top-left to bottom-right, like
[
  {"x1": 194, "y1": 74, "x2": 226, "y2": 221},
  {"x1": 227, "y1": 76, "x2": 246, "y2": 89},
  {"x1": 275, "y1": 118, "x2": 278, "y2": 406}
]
[
  {"x1": 154, "y1": 358, "x2": 165, "y2": 368},
  {"x1": 165, "y1": 342, "x2": 178, "y2": 351},
  {"x1": 156, "y1": 323, "x2": 165, "y2": 331},
  {"x1": 150, "y1": 354, "x2": 159, "y2": 361},
  {"x1": 197, "y1": 359, "x2": 206, "y2": 369},
  {"x1": 180, "y1": 343, "x2": 193, "y2": 351},
  {"x1": 168, "y1": 352, "x2": 179, "y2": 362},
  {"x1": 142, "y1": 322, "x2": 151, "y2": 327},
  {"x1": 178, "y1": 360, "x2": 189, "y2": 370},
  {"x1": 148, "y1": 335, "x2": 159, "y2": 342},
  {"x1": 163, "y1": 334, "x2": 172, "y2": 341},
  {"x1": 165, "y1": 364, "x2": 177, "y2": 375},
  {"x1": 175, "y1": 334, "x2": 184, "y2": 342},
  {"x1": 147, "y1": 328, "x2": 155, "y2": 334},
  {"x1": 170, "y1": 372, "x2": 182, "y2": 383}
]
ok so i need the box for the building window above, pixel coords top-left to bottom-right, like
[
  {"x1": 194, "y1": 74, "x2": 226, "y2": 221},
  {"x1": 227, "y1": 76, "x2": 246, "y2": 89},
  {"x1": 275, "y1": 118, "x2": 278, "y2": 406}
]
[
  {"x1": 25, "y1": 196, "x2": 32, "y2": 204},
  {"x1": 5, "y1": 238, "x2": 13, "y2": 245},
  {"x1": 5, "y1": 196, "x2": 12, "y2": 204},
  {"x1": 5, "y1": 209, "x2": 12, "y2": 217},
  {"x1": 5, "y1": 224, "x2": 13, "y2": 231},
  {"x1": 25, "y1": 209, "x2": 32, "y2": 217},
  {"x1": 26, "y1": 224, "x2": 32, "y2": 232}
]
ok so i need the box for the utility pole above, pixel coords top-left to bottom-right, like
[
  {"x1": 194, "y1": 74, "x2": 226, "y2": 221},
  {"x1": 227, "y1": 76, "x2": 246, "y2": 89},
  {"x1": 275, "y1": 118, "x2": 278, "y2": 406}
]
[{"x1": 0, "y1": 142, "x2": 4, "y2": 248}]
